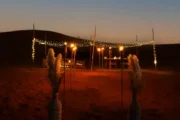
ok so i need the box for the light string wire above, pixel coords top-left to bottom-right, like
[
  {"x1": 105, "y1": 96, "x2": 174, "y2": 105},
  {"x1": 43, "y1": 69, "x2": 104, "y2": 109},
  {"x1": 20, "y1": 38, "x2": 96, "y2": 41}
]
[{"x1": 35, "y1": 38, "x2": 154, "y2": 48}]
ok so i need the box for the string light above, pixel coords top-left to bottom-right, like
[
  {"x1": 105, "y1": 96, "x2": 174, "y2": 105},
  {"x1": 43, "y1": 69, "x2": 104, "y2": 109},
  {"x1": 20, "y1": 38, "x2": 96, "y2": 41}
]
[
  {"x1": 35, "y1": 38, "x2": 154, "y2": 48},
  {"x1": 33, "y1": 36, "x2": 158, "y2": 69},
  {"x1": 32, "y1": 38, "x2": 35, "y2": 63},
  {"x1": 119, "y1": 46, "x2": 124, "y2": 51},
  {"x1": 153, "y1": 40, "x2": 157, "y2": 66},
  {"x1": 64, "y1": 42, "x2": 67, "y2": 46}
]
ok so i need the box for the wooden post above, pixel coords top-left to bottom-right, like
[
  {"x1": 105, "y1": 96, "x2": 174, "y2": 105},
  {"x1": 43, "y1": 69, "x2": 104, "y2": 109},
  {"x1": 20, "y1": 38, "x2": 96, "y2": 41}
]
[
  {"x1": 45, "y1": 32, "x2": 47, "y2": 57},
  {"x1": 74, "y1": 50, "x2": 76, "y2": 68},
  {"x1": 109, "y1": 47, "x2": 112, "y2": 69},
  {"x1": 91, "y1": 26, "x2": 96, "y2": 71},
  {"x1": 89, "y1": 35, "x2": 92, "y2": 68},
  {"x1": 63, "y1": 43, "x2": 67, "y2": 110},
  {"x1": 102, "y1": 50, "x2": 104, "y2": 68},
  {"x1": 136, "y1": 35, "x2": 138, "y2": 57},
  {"x1": 120, "y1": 51, "x2": 123, "y2": 106},
  {"x1": 152, "y1": 28, "x2": 157, "y2": 69},
  {"x1": 70, "y1": 49, "x2": 73, "y2": 91},
  {"x1": 99, "y1": 51, "x2": 101, "y2": 69}
]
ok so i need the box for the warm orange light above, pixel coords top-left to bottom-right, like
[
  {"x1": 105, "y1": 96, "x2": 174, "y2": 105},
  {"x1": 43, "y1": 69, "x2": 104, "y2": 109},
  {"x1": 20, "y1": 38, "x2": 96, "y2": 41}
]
[
  {"x1": 97, "y1": 48, "x2": 101, "y2": 52},
  {"x1": 154, "y1": 60, "x2": 157, "y2": 65},
  {"x1": 64, "y1": 42, "x2": 67, "y2": 46},
  {"x1": 109, "y1": 47, "x2": 112, "y2": 49},
  {"x1": 70, "y1": 43, "x2": 74, "y2": 48},
  {"x1": 119, "y1": 46, "x2": 124, "y2": 51},
  {"x1": 101, "y1": 47, "x2": 104, "y2": 50},
  {"x1": 68, "y1": 60, "x2": 71, "y2": 63},
  {"x1": 73, "y1": 46, "x2": 77, "y2": 51}
]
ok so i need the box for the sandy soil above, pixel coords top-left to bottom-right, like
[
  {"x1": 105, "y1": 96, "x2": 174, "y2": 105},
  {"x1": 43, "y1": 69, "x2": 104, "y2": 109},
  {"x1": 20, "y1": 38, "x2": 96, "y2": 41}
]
[{"x1": 0, "y1": 68, "x2": 180, "y2": 120}]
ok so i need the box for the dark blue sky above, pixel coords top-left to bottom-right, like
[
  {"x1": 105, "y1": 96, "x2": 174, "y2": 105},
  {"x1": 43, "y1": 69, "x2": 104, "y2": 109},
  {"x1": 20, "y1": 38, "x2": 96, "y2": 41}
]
[{"x1": 0, "y1": 0, "x2": 180, "y2": 44}]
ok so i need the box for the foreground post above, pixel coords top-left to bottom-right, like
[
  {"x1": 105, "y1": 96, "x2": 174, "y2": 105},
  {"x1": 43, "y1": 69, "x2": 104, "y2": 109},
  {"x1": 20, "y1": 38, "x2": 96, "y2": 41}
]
[
  {"x1": 109, "y1": 47, "x2": 112, "y2": 69},
  {"x1": 70, "y1": 43, "x2": 74, "y2": 91},
  {"x1": 97, "y1": 48, "x2": 101, "y2": 69},
  {"x1": 119, "y1": 46, "x2": 124, "y2": 106},
  {"x1": 127, "y1": 54, "x2": 142, "y2": 120},
  {"x1": 101, "y1": 47, "x2": 104, "y2": 68},
  {"x1": 136, "y1": 35, "x2": 138, "y2": 57},
  {"x1": 72, "y1": 46, "x2": 77, "y2": 68},
  {"x1": 63, "y1": 42, "x2": 67, "y2": 110},
  {"x1": 91, "y1": 26, "x2": 96, "y2": 71}
]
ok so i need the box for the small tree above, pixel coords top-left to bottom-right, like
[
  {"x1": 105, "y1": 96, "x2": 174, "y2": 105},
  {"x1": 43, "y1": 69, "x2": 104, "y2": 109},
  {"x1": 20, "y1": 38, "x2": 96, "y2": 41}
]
[
  {"x1": 47, "y1": 48, "x2": 64, "y2": 120},
  {"x1": 127, "y1": 54, "x2": 142, "y2": 120},
  {"x1": 128, "y1": 54, "x2": 142, "y2": 92}
]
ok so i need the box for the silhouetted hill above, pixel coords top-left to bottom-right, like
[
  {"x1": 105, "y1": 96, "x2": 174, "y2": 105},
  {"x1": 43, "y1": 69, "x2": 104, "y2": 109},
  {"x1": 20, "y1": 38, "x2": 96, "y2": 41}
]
[
  {"x1": 0, "y1": 30, "x2": 91, "y2": 66},
  {"x1": 0, "y1": 30, "x2": 180, "y2": 70}
]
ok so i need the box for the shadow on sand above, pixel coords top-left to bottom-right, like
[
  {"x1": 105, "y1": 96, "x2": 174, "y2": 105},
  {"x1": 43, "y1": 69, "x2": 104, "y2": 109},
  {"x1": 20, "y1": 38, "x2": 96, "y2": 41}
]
[
  {"x1": 75, "y1": 107, "x2": 166, "y2": 120},
  {"x1": 62, "y1": 88, "x2": 166, "y2": 120}
]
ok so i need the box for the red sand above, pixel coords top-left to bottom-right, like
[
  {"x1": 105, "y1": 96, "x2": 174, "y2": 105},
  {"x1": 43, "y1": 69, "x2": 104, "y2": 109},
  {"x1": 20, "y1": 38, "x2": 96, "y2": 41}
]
[{"x1": 0, "y1": 68, "x2": 180, "y2": 120}]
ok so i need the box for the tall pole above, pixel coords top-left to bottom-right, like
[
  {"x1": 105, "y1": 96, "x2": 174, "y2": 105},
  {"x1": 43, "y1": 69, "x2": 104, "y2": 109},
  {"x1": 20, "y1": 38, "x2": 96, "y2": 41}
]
[
  {"x1": 99, "y1": 51, "x2": 101, "y2": 69},
  {"x1": 91, "y1": 26, "x2": 96, "y2": 71},
  {"x1": 89, "y1": 35, "x2": 92, "y2": 68},
  {"x1": 152, "y1": 28, "x2": 157, "y2": 69},
  {"x1": 120, "y1": 51, "x2": 122, "y2": 106},
  {"x1": 63, "y1": 42, "x2": 67, "y2": 119},
  {"x1": 119, "y1": 46, "x2": 124, "y2": 106},
  {"x1": 70, "y1": 43, "x2": 75, "y2": 91},
  {"x1": 101, "y1": 49, "x2": 104, "y2": 68},
  {"x1": 64, "y1": 43, "x2": 67, "y2": 92},
  {"x1": 32, "y1": 24, "x2": 35, "y2": 65},
  {"x1": 152, "y1": 28, "x2": 154, "y2": 41},
  {"x1": 33, "y1": 24, "x2": 35, "y2": 39},
  {"x1": 121, "y1": 50, "x2": 124, "y2": 106},
  {"x1": 70, "y1": 49, "x2": 73, "y2": 91},
  {"x1": 109, "y1": 47, "x2": 112, "y2": 69},
  {"x1": 45, "y1": 32, "x2": 47, "y2": 57},
  {"x1": 136, "y1": 35, "x2": 138, "y2": 57},
  {"x1": 74, "y1": 51, "x2": 76, "y2": 68}
]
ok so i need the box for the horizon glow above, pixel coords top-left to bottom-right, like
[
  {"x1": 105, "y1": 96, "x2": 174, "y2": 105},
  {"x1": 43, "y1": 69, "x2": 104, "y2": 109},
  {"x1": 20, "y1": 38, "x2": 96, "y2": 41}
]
[{"x1": 0, "y1": 0, "x2": 180, "y2": 44}]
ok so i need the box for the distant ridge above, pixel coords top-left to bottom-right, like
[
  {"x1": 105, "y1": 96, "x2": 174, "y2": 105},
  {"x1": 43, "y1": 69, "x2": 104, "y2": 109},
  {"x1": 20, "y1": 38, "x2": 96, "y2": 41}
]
[
  {"x1": 0, "y1": 30, "x2": 96, "y2": 66},
  {"x1": 0, "y1": 29, "x2": 90, "y2": 42},
  {"x1": 1, "y1": 29, "x2": 179, "y2": 45}
]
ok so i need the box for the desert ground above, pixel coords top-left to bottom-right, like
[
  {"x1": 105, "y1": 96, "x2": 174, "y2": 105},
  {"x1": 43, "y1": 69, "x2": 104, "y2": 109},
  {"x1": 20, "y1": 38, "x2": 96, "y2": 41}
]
[{"x1": 0, "y1": 67, "x2": 180, "y2": 120}]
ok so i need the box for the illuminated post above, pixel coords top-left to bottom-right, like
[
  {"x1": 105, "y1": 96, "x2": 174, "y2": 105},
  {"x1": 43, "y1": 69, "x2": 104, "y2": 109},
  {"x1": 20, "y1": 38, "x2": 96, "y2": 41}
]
[
  {"x1": 73, "y1": 46, "x2": 77, "y2": 68},
  {"x1": 32, "y1": 24, "x2": 35, "y2": 64},
  {"x1": 63, "y1": 42, "x2": 67, "y2": 117},
  {"x1": 109, "y1": 47, "x2": 112, "y2": 69},
  {"x1": 97, "y1": 48, "x2": 101, "y2": 69},
  {"x1": 89, "y1": 35, "x2": 92, "y2": 68},
  {"x1": 136, "y1": 35, "x2": 138, "y2": 57},
  {"x1": 91, "y1": 26, "x2": 96, "y2": 71},
  {"x1": 70, "y1": 43, "x2": 75, "y2": 63},
  {"x1": 101, "y1": 47, "x2": 104, "y2": 68},
  {"x1": 64, "y1": 42, "x2": 67, "y2": 84},
  {"x1": 64, "y1": 42, "x2": 67, "y2": 82},
  {"x1": 119, "y1": 45, "x2": 124, "y2": 106},
  {"x1": 45, "y1": 32, "x2": 47, "y2": 57},
  {"x1": 70, "y1": 43, "x2": 74, "y2": 91},
  {"x1": 152, "y1": 28, "x2": 157, "y2": 69}
]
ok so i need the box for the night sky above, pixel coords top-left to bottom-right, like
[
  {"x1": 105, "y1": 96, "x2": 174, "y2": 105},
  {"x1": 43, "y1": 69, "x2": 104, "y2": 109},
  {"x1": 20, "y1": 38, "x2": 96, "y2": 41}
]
[{"x1": 0, "y1": 0, "x2": 180, "y2": 44}]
